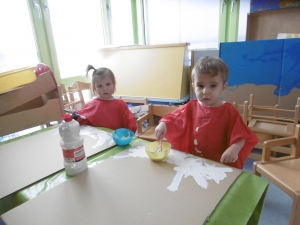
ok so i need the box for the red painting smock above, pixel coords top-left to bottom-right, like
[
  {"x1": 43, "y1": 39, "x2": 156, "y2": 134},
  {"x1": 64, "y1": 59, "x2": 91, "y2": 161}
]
[
  {"x1": 160, "y1": 100, "x2": 258, "y2": 169},
  {"x1": 76, "y1": 98, "x2": 137, "y2": 133}
]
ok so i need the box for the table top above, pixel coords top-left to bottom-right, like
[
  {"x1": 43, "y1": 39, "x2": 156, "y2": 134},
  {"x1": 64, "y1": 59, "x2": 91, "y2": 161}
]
[
  {"x1": 0, "y1": 125, "x2": 115, "y2": 199},
  {"x1": 0, "y1": 128, "x2": 269, "y2": 225}
]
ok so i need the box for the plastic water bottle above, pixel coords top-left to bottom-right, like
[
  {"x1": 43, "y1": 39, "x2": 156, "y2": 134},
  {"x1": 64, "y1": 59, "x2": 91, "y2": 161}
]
[{"x1": 59, "y1": 113, "x2": 87, "y2": 176}]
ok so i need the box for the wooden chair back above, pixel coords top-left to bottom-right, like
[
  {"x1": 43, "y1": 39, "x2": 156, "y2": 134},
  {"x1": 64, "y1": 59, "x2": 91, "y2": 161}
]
[
  {"x1": 136, "y1": 104, "x2": 178, "y2": 141},
  {"x1": 253, "y1": 124, "x2": 300, "y2": 225},
  {"x1": 62, "y1": 81, "x2": 93, "y2": 110},
  {"x1": 119, "y1": 96, "x2": 148, "y2": 105},
  {"x1": 248, "y1": 94, "x2": 300, "y2": 129},
  {"x1": 232, "y1": 101, "x2": 249, "y2": 125},
  {"x1": 60, "y1": 83, "x2": 69, "y2": 105},
  {"x1": 246, "y1": 94, "x2": 300, "y2": 158},
  {"x1": 0, "y1": 71, "x2": 64, "y2": 137}
]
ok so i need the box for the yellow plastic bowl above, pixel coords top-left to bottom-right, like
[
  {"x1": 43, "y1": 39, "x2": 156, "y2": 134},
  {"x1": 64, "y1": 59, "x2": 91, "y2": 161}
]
[{"x1": 145, "y1": 141, "x2": 171, "y2": 161}]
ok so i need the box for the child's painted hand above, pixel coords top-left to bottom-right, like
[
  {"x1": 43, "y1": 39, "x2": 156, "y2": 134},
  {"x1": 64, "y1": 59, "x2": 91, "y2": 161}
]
[
  {"x1": 155, "y1": 122, "x2": 167, "y2": 141},
  {"x1": 220, "y1": 148, "x2": 239, "y2": 164},
  {"x1": 220, "y1": 138, "x2": 245, "y2": 164}
]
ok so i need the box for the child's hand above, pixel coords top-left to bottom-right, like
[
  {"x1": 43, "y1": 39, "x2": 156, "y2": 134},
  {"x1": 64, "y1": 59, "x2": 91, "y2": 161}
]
[
  {"x1": 155, "y1": 122, "x2": 167, "y2": 141},
  {"x1": 220, "y1": 139, "x2": 245, "y2": 164},
  {"x1": 220, "y1": 148, "x2": 239, "y2": 164}
]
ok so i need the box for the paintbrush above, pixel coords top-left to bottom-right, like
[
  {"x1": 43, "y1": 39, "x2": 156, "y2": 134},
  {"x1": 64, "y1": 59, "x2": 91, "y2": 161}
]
[{"x1": 63, "y1": 109, "x2": 86, "y2": 120}]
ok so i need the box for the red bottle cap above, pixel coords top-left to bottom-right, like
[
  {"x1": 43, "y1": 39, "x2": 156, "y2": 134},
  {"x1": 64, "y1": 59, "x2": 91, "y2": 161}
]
[{"x1": 62, "y1": 113, "x2": 73, "y2": 122}]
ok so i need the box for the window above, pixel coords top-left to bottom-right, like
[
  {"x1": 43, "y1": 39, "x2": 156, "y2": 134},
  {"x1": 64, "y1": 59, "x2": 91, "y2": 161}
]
[
  {"x1": 238, "y1": 0, "x2": 250, "y2": 41},
  {"x1": 0, "y1": 1, "x2": 38, "y2": 73},
  {"x1": 48, "y1": 0, "x2": 104, "y2": 78},
  {"x1": 0, "y1": 1, "x2": 250, "y2": 79},
  {"x1": 109, "y1": 0, "x2": 134, "y2": 45},
  {"x1": 144, "y1": 0, "x2": 219, "y2": 49}
]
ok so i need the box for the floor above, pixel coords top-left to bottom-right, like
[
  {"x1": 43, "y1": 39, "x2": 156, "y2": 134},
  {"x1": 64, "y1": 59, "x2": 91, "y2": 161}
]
[{"x1": 243, "y1": 156, "x2": 292, "y2": 225}]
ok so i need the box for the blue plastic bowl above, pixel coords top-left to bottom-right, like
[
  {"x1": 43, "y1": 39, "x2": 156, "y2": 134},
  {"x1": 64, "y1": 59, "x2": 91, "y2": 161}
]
[{"x1": 112, "y1": 128, "x2": 135, "y2": 146}]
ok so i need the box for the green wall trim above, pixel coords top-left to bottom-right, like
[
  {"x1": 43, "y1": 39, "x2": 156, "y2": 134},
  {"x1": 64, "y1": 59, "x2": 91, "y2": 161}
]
[
  {"x1": 131, "y1": 0, "x2": 139, "y2": 44},
  {"x1": 101, "y1": 0, "x2": 111, "y2": 45},
  {"x1": 27, "y1": 0, "x2": 63, "y2": 83},
  {"x1": 26, "y1": 0, "x2": 53, "y2": 70},
  {"x1": 137, "y1": 0, "x2": 146, "y2": 44},
  {"x1": 227, "y1": 0, "x2": 240, "y2": 42},
  {"x1": 218, "y1": 0, "x2": 228, "y2": 44},
  {"x1": 218, "y1": 0, "x2": 240, "y2": 47}
]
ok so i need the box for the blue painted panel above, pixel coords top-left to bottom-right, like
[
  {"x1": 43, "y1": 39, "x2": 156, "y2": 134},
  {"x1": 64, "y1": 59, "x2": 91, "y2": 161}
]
[
  {"x1": 251, "y1": 0, "x2": 281, "y2": 12},
  {"x1": 280, "y1": 38, "x2": 300, "y2": 96},
  {"x1": 220, "y1": 39, "x2": 284, "y2": 94},
  {"x1": 250, "y1": 0, "x2": 300, "y2": 12}
]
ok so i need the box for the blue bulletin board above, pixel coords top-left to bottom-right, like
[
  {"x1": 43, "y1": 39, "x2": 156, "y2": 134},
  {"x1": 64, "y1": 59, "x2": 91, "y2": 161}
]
[
  {"x1": 280, "y1": 39, "x2": 300, "y2": 96},
  {"x1": 220, "y1": 38, "x2": 300, "y2": 97},
  {"x1": 250, "y1": 0, "x2": 300, "y2": 12}
]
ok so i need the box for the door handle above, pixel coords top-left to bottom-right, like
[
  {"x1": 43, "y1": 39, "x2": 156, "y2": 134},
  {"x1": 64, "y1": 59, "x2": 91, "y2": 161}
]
[
  {"x1": 231, "y1": 0, "x2": 237, "y2": 12},
  {"x1": 221, "y1": 0, "x2": 226, "y2": 13},
  {"x1": 33, "y1": 0, "x2": 42, "y2": 19}
]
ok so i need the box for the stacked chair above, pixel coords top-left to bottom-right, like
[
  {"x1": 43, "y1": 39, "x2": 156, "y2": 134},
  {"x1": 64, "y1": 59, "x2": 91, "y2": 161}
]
[{"x1": 0, "y1": 64, "x2": 64, "y2": 137}]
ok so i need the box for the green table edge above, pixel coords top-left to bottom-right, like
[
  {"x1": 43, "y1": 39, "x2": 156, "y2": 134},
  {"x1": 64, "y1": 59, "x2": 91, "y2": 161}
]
[{"x1": 205, "y1": 171, "x2": 269, "y2": 225}]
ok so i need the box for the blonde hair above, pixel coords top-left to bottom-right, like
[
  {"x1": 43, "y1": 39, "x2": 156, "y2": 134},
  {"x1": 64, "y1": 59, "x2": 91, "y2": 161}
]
[
  {"x1": 86, "y1": 65, "x2": 116, "y2": 95},
  {"x1": 191, "y1": 56, "x2": 229, "y2": 84}
]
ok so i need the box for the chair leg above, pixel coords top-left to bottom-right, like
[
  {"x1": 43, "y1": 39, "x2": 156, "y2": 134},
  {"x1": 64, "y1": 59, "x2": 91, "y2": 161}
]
[
  {"x1": 289, "y1": 191, "x2": 300, "y2": 225},
  {"x1": 252, "y1": 162, "x2": 262, "y2": 176}
]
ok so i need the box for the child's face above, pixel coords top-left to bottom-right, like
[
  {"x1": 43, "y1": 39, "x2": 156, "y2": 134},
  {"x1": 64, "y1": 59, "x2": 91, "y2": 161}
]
[
  {"x1": 192, "y1": 73, "x2": 227, "y2": 107},
  {"x1": 94, "y1": 75, "x2": 115, "y2": 100}
]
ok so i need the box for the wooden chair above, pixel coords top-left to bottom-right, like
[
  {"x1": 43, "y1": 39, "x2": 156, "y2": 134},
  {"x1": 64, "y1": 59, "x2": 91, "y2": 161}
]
[
  {"x1": 232, "y1": 101, "x2": 249, "y2": 124},
  {"x1": 247, "y1": 94, "x2": 300, "y2": 159},
  {"x1": 62, "y1": 81, "x2": 93, "y2": 110},
  {"x1": 119, "y1": 96, "x2": 148, "y2": 105},
  {"x1": 0, "y1": 70, "x2": 64, "y2": 137},
  {"x1": 119, "y1": 97, "x2": 148, "y2": 135},
  {"x1": 253, "y1": 124, "x2": 300, "y2": 225},
  {"x1": 248, "y1": 94, "x2": 300, "y2": 126},
  {"x1": 136, "y1": 104, "x2": 178, "y2": 141},
  {"x1": 60, "y1": 83, "x2": 69, "y2": 105}
]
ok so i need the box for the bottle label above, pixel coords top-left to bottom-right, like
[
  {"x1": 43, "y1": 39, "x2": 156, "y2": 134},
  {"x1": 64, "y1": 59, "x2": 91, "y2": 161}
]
[{"x1": 62, "y1": 145, "x2": 85, "y2": 163}]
